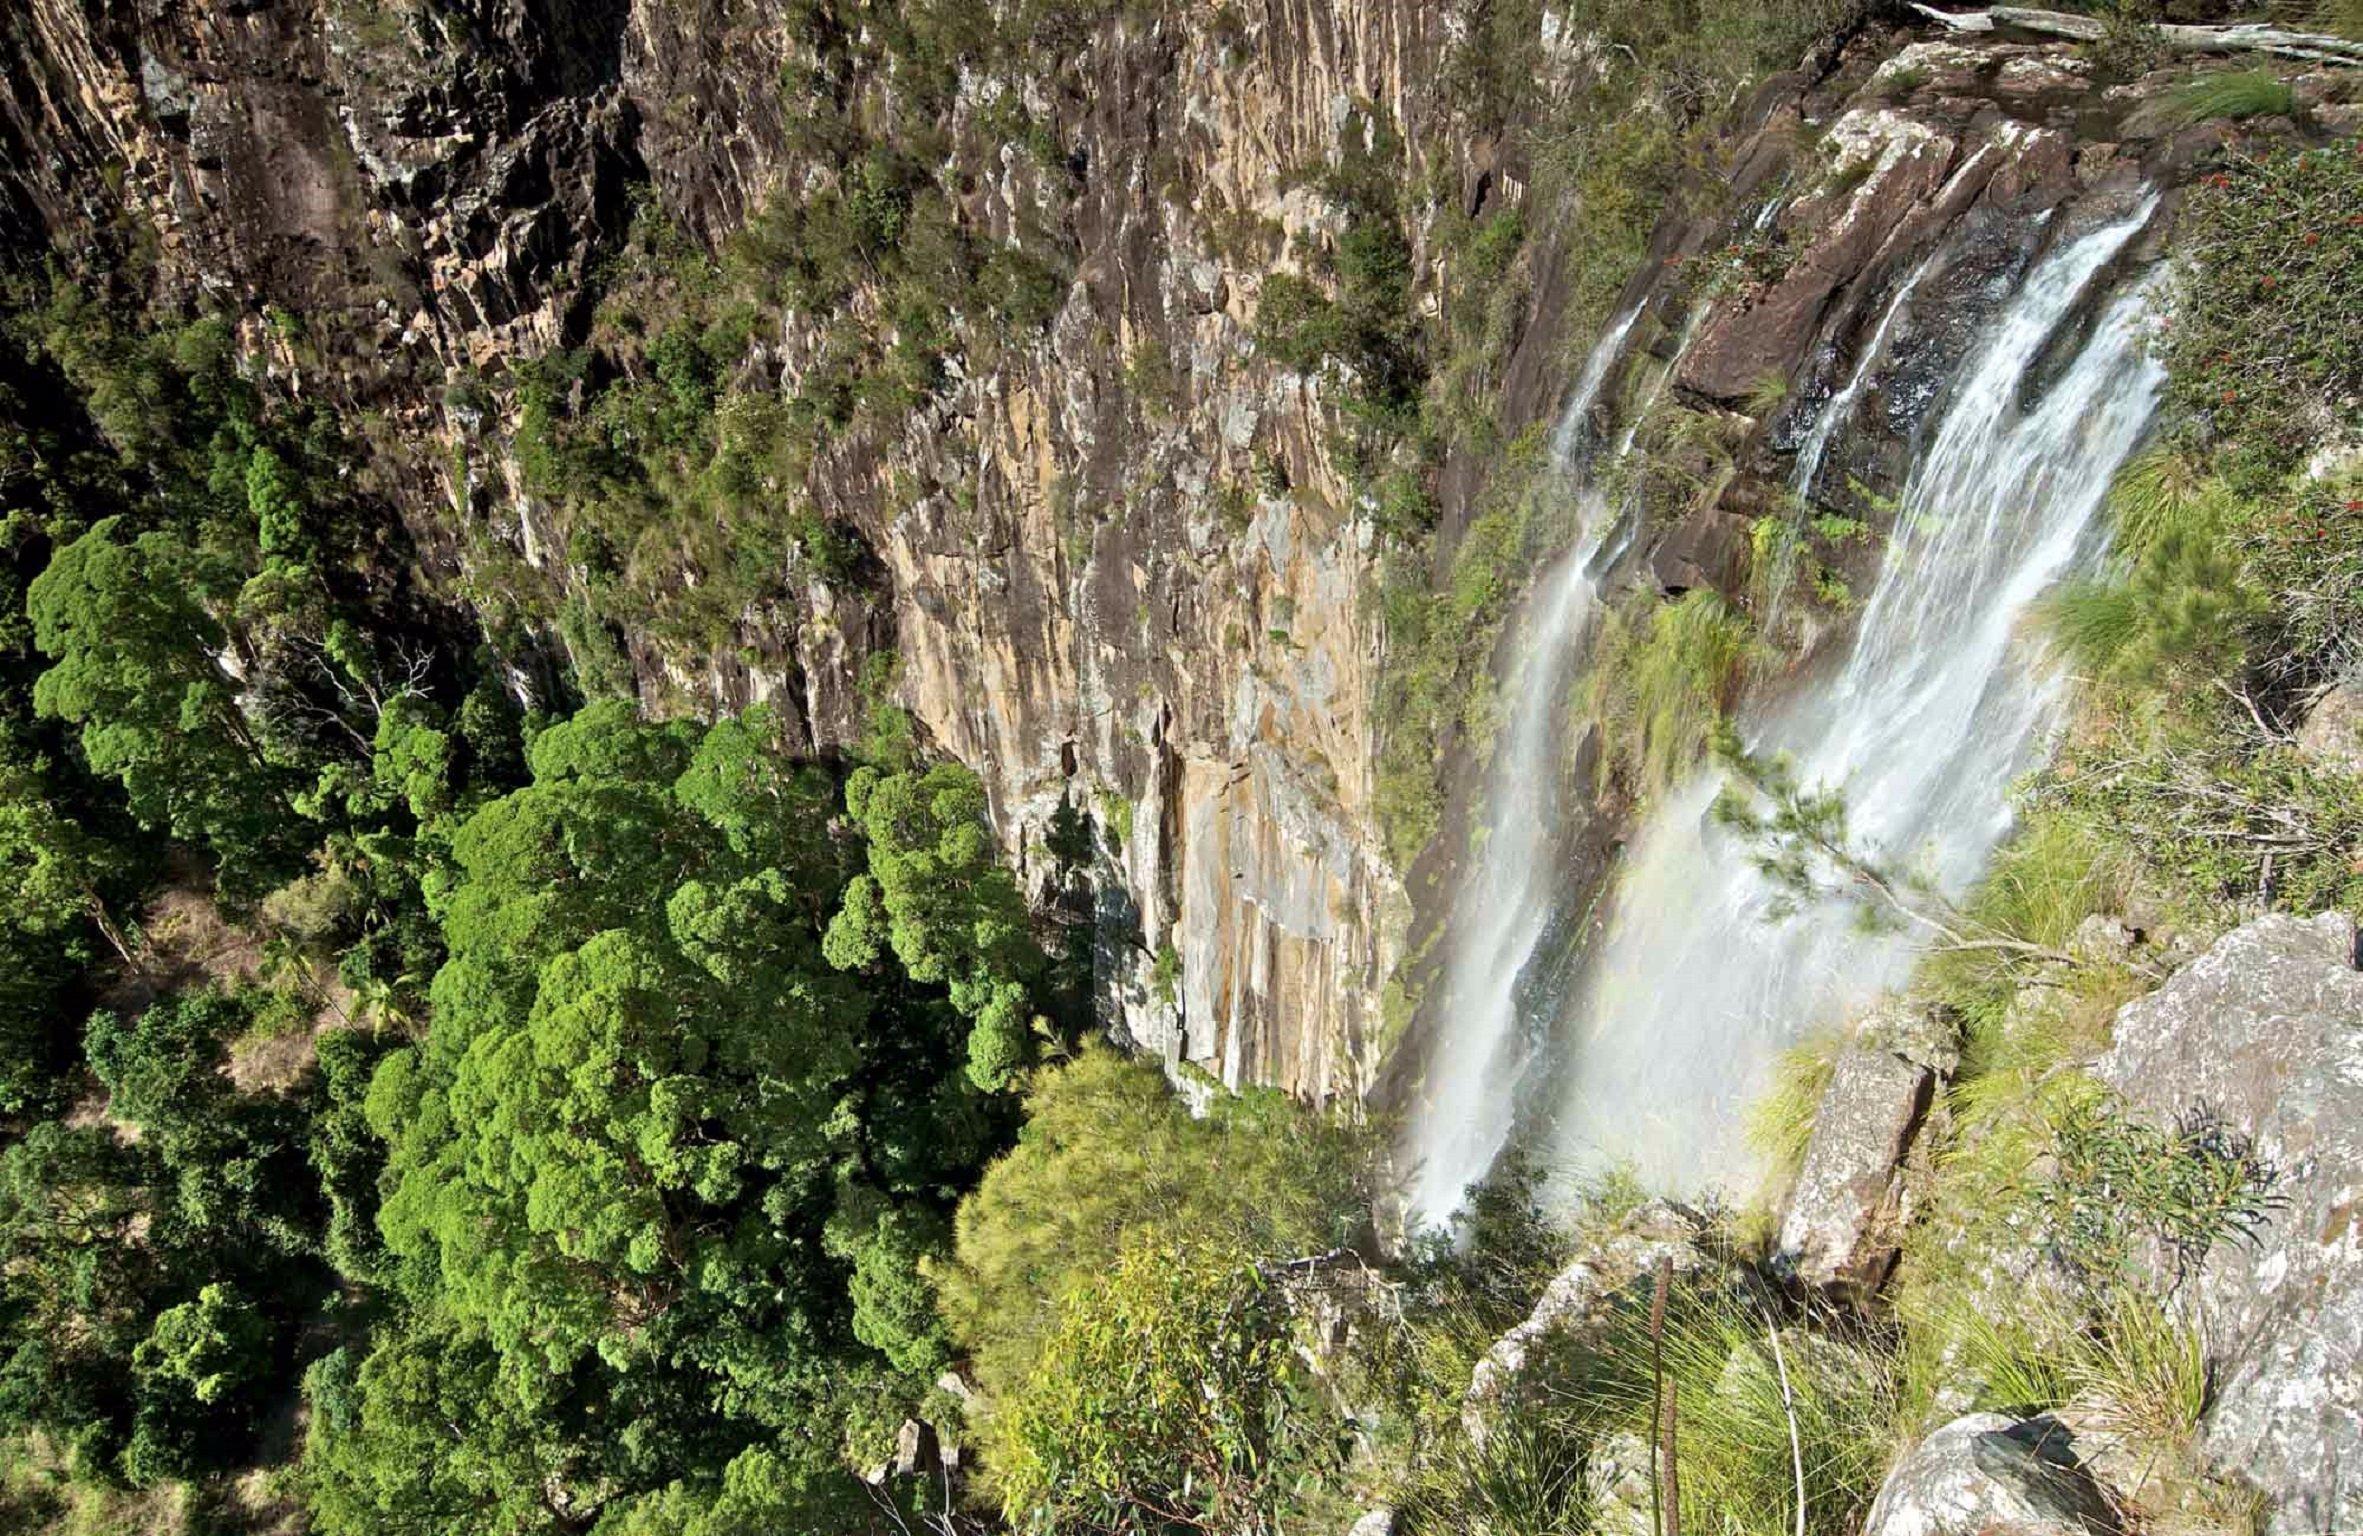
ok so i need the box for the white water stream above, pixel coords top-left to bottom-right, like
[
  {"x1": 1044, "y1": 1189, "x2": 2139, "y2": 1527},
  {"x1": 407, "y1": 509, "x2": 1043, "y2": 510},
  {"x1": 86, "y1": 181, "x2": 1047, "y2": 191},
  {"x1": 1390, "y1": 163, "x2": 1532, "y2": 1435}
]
[
  {"x1": 1548, "y1": 202, "x2": 2162, "y2": 1193},
  {"x1": 1403, "y1": 200, "x2": 2165, "y2": 1224},
  {"x1": 1399, "y1": 304, "x2": 1646, "y2": 1226}
]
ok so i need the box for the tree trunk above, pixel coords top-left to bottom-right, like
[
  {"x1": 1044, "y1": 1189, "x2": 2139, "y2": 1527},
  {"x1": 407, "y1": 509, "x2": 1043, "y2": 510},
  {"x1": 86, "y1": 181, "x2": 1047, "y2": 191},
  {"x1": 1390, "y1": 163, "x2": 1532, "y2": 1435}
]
[{"x1": 1910, "y1": 4, "x2": 2363, "y2": 65}]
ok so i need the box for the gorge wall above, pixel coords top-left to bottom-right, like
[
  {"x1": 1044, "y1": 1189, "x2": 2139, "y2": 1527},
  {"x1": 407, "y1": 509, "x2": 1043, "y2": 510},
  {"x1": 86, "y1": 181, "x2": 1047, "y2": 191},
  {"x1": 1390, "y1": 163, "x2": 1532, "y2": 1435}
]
[{"x1": 4, "y1": 0, "x2": 2349, "y2": 1116}]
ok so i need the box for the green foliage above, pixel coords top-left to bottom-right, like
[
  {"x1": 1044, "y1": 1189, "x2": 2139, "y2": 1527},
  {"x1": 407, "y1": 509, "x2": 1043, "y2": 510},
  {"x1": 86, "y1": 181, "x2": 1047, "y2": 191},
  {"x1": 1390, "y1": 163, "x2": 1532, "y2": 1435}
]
[
  {"x1": 2046, "y1": 474, "x2": 2257, "y2": 688},
  {"x1": 1904, "y1": 1282, "x2": 2210, "y2": 1471},
  {"x1": 1586, "y1": 590, "x2": 1755, "y2": 798},
  {"x1": 2162, "y1": 140, "x2": 2363, "y2": 476},
  {"x1": 132, "y1": 1283, "x2": 266, "y2": 1408},
  {"x1": 2034, "y1": 452, "x2": 2363, "y2": 922},
  {"x1": 989, "y1": 1236, "x2": 1336, "y2": 1534},
  {"x1": 343, "y1": 700, "x2": 1011, "y2": 1529},
  {"x1": 1746, "y1": 1028, "x2": 1842, "y2": 1186},
  {"x1": 937, "y1": 1046, "x2": 1365, "y2": 1411},
  {"x1": 828, "y1": 762, "x2": 1045, "y2": 1090},
  {"x1": 1396, "y1": 1273, "x2": 1904, "y2": 1536},
  {"x1": 0, "y1": 986, "x2": 331, "y2": 1488},
  {"x1": 2041, "y1": 1098, "x2": 2279, "y2": 1288},
  {"x1": 1149, "y1": 941, "x2": 1182, "y2": 1006},
  {"x1": 2140, "y1": 69, "x2": 2297, "y2": 133},
  {"x1": 507, "y1": 104, "x2": 1079, "y2": 669},
  {"x1": 28, "y1": 518, "x2": 296, "y2": 893}
]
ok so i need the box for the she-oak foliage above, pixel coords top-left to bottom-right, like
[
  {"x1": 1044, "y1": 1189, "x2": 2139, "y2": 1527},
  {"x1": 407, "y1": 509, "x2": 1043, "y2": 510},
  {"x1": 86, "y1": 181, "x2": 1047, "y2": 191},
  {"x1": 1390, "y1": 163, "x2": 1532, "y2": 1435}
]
[{"x1": 321, "y1": 702, "x2": 1030, "y2": 1531}]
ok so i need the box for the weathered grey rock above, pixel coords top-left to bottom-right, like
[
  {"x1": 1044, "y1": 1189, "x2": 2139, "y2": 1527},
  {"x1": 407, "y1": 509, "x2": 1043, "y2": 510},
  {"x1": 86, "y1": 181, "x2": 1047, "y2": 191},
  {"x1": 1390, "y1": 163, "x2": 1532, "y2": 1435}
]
[
  {"x1": 2097, "y1": 911, "x2": 2363, "y2": 1536},
  {"x1": 1778, "y1": 1042, "x2": 1932, "y2": 1295},
  {"x1": 1864, "y1": 1413, "x2": 2119, "y2": 1536},
  {"x1": 2296, "y1": 678, "x2": 2363, "y2": 776},
  {"x1": 1461, "y1": 1200, "x2": 1705, "y2": 1442},
  {"x1": 1346, "y1": 1508, "x2": 1396, "y2": 1536},
  {"x1": 1857, "y1": 994, "x2": 1962, "y2": 1075},
  {"x1": 1585, "y1": 1429, "x2": 1654, "y2": 1536},
  {"x1": 891, "y1": 1418, "x2": 938, "y2": 1478}
]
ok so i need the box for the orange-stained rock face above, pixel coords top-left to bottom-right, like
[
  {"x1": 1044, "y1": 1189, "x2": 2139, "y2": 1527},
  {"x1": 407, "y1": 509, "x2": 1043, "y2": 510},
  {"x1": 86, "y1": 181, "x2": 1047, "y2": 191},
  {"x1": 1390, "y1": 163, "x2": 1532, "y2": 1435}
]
[{"x1": 0, "y1": 0, "x2": 2288, "y2": 1110}]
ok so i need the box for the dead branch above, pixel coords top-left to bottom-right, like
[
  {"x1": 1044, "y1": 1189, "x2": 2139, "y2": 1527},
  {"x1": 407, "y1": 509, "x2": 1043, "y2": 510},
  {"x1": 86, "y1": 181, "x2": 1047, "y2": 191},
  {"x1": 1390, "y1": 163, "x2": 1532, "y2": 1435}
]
[{"x1": 1910, "y1": 4, "x2": 2363, "y2": 64}]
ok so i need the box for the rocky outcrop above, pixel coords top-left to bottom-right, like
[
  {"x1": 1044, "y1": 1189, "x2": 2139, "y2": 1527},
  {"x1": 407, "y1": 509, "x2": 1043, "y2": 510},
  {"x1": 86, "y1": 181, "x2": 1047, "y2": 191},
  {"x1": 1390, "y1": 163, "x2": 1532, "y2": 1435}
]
[
  {"x1": 1864, "y1": 1413, "x2": 2119, "y2": 1536},
  {"x1": 2296, "y1": 677, "x2": 2363, "y2": 776},
  {"x1": 1777, "y1": 1040, "x2": 1933, "y2": 1296},
  {"x1": 2097, "y1": 911, "x2": 2363, "y2": 1536},
  {"x1": 1461, "y1": 1199, "x2": 1705, "y2": 1441}
]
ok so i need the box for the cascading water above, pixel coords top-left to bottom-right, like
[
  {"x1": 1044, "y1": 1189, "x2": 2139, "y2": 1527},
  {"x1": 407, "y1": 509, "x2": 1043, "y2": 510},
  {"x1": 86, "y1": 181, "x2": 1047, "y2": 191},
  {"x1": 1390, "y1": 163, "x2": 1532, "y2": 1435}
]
[
  {"x1": 1545, "y1": 200, "x2": 2164, "y2": 1193},
  {"x1": 1398, "y1": 305, "x2": 1646, "y2": 1227},
  {"x1": 1787, "y1": 249, "x2": 1938, "y2": 507}
]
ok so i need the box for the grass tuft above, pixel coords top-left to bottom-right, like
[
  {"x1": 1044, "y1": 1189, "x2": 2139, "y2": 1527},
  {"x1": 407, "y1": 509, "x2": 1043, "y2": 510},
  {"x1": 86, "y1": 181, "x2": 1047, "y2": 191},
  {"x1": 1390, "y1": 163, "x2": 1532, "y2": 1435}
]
[
  {"x1": 1746, "y1": 1028, "x2": 1842, "y2": 1187},
  {"x1": 1586, "y1": 589, "x2": 1757, "y2": 798},
  {"x1": 2140, "y1": 70, "x2": 2296, "y2": 133}
]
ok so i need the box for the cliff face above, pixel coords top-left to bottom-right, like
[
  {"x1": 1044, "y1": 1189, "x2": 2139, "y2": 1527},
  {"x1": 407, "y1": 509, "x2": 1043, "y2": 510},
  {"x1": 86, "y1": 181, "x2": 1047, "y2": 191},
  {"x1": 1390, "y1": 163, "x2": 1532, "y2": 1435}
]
[
  {"x1": 5, "y1": 0, "x2": 2343, "y2": 1108},
  {"x1": 4, "y1": 0, "x2": 1464, "y2": 1102}
]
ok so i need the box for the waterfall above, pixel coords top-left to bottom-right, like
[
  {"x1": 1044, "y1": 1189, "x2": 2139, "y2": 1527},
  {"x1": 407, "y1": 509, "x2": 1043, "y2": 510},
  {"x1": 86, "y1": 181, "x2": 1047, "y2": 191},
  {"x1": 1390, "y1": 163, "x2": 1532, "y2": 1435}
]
[
  {"x1": 1544, "y1": 200, "x2": 2164, "y2": 1194},
  {"x1": 1398, "y1": 305, "x2": 1646, "y2": 1228},
  {"x1": 1788, "y1": 248, "x2": 1939, "y2": 508}
]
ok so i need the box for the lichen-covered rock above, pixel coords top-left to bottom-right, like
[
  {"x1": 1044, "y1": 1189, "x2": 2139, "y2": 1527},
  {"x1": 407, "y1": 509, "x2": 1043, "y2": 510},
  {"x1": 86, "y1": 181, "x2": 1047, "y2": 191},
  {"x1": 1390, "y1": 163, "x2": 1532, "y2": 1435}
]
[
  {"x1": 1585, "y1": 1428, "x2": 1654, "y2": 1536},
  {"x1": 2295, "y1": 678, "x2": 2363, "y2": 776},
  {"x1": 1346, "y1": 1508, "x2": 1396, "y2": 1536},
  {"x1": 1461, "y1": 1199, "x2": 1705, "y2": 1442},
  {"x1": 1777, "y1": 1041, "x2": 1932, "y2": 1295},
  {"x1": 1863, "y1": 1413, "x2": 2119, "y2": 1536},
  {"x1": 2097, "y1": 911, "x2": 2363, "y2": 1536}
]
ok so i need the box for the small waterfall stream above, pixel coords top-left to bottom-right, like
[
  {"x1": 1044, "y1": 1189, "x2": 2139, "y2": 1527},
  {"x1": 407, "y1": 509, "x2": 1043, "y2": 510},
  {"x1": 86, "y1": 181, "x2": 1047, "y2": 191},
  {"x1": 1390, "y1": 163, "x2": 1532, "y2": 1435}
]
[
  {"x1": 1548, "y1": 201, "x2": 2163, "y2": 1192},
  {"x1": 1400, "y1": 305, "x2": 1646, "y2": 1226}
]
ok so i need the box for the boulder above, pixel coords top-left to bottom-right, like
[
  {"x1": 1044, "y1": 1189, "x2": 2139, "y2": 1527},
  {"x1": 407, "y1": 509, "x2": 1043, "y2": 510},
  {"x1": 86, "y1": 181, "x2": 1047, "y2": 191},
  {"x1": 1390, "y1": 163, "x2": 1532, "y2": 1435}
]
[
  {"x1": 1346, "y1": 1510, "x2": 1396, "y2": 1536},
  {"x1": 1461, "y1": 1199, "x2": 1706, "y2": 1442},
  {"x1": 1585, "y1": 1428, "x2": 1654, "y2": 1536},
  {"x1": 2295, "y1": 678, "x2": 2363, "y2": 776},
  {"x1": 1863, "y1": 1413, "x2": 2119, "y2": 1536},
  {"x1": 1651, "y1": 507, "x2": 1753, "y2": 600},
  {"x1": 2097, "y1": 911, "x2": 2363, "y2": 1536},
  {"x1": 891, "y1": 1417, "x2": 938, "y2": 1479},
  {"x1": 1776, "y1": 1042, "x2": 1933, "y2": 1295}
]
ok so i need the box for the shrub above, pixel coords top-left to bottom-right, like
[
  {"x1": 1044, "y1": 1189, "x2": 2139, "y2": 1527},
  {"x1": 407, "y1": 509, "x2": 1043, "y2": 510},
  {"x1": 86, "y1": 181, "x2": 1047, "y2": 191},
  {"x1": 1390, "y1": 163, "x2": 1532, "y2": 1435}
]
[
  {"x1": 986, "y1": 1236, "x2": 1340, "y2": 1534},
  {"x1": 937, "y1": 1046, "x2": 1365, "y2": 1408},
  {"x1": 2162, "y1": 141, "x2": 2363, "y2": 475}
]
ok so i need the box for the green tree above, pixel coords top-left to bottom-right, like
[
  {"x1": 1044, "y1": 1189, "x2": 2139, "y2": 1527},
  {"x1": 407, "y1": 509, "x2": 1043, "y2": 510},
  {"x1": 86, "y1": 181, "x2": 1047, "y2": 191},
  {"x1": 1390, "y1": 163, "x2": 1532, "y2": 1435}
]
[
  {"x1": 938, "y1": 1046, "x2": 1364, "y2": 1406},
  {"x1": 827, "y1": 763, "x2": 1044, "y2": 1089},
  {"x1": 27, "y1": 517, "x2": 295, "y2": 890},
  {"x1": 343, "y1": 701, "x2": 1007, "y2": 1529},
  {"x1": 133, "y1": 1282, "x2": 266, "y2": 1406},
  {"x1": 0, "y1": 745, "x2": 134, "y2": 963}
]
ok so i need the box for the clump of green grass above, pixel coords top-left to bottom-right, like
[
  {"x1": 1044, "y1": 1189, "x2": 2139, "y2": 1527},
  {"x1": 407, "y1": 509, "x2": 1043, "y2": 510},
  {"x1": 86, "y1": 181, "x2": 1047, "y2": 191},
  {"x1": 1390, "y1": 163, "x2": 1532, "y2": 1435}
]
[
  {"x1": 2140, "y1": 70, "x2": 2296, "y2": 133},
  {"x1": 1391, "y1": 1414, "x2": 1590, "y2": 1536},
  {"x1": 2104, "y1": 447, "x2": 2223, "y2": 563},
  {"x1": 1586, "y1": 589, "x2": 1757, "y2": 798},
  {"x1": 1392, "y1": 1272, "x2": 1906, "y2": 1536},
  {"x1": 1905, "y1": 1284, "x2": 2204, "y2": 1438},
  {"x1": 1572, "y1": 1281, "x2": 1907, "y2": 1536},
  {"x1": 1746, "y1": 1027, "x2": 1843, "y2": 1186}
]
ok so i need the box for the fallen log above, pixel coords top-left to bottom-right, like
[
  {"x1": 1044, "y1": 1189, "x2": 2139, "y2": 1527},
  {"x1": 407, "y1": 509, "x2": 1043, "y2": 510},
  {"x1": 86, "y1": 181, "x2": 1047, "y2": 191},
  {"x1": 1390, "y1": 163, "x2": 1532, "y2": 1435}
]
[{"x1": 1909, "y1": 4, "x2": 2363, "y2": 66}]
